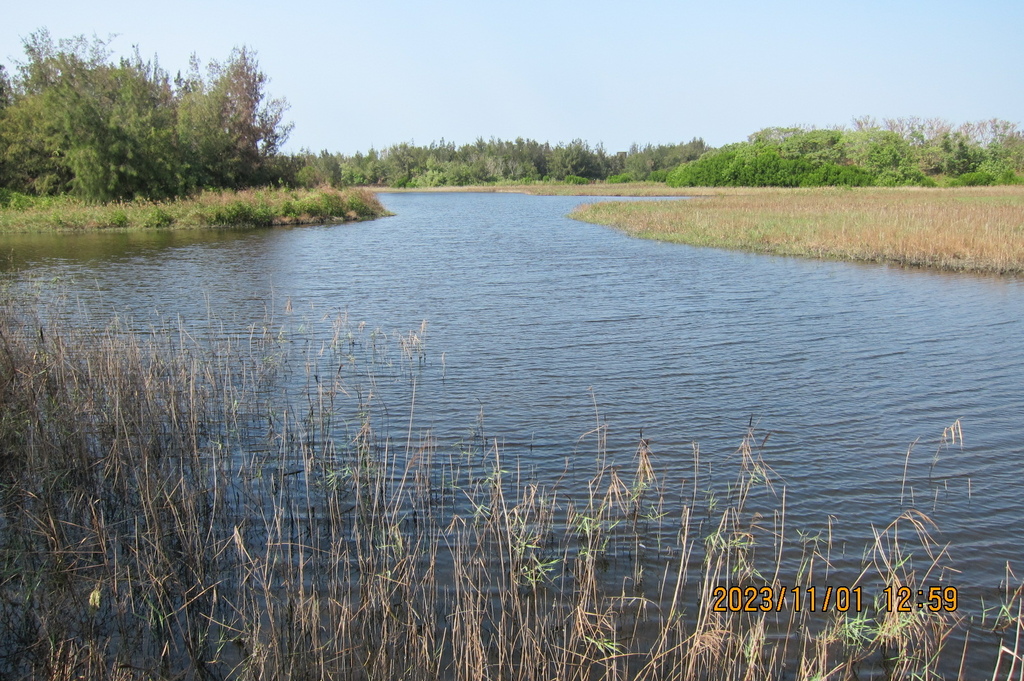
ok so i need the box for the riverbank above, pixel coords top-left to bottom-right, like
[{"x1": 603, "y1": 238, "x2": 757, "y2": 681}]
[
  {"x1": 570, "y1": 186, "x2": 1024, "y2": 274},
  {"x1": 0, "y1": 186, "x2": 390, "y2": 233}
]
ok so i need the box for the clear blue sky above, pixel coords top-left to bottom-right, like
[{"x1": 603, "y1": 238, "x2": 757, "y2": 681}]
[{"x1": 3, "y1": 0, "x2": 1021, "y2": 155}]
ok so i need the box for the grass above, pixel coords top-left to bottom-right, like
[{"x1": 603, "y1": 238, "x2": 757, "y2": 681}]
[
  {"x1": 0, "y1": 293, "x2": 1018, "y2": 680},
  {"x1": 570, "y1": 186, "x2": 1024, "y2": 274},
  {"x1": 0, "y1": 186, "x2": 391, "y2": 233}
]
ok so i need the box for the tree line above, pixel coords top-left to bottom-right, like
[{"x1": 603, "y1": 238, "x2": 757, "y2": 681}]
[
  {"x1": 2, "y1": 30, "x2": 1022, "y2": 203},
  {"x1": 289, "y1": 137, "x2": 710, "y2": 188},
  {"x1": 666, "y1": 117, "x2": 1024, "y2": 188}
]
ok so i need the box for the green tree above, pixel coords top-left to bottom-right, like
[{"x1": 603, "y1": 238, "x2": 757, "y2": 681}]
[
  {"x1": 0, "y1": 92, "x2": 71, "y2": 194},
  {"x1": 549, "y1": 139, "x2": 600, "y2": 180},
  {"x1": 0, "y1": 30, "x2": 114, "y2": 196},
  {"x1": 177, "y1": 47, "x2": 292, "y2": 190},
  {"x1": 845, "y1": 129, "x2": 925, "y2": 186},
  {"x1": 939, "y1": 131, "x2": 984, "y2": 177},
  {"x1": 0, "y1": 65, "x2": 11, "y2": 111},
  {"x1": 56, "y1": 54, "x2": 180, "y2": 200}
]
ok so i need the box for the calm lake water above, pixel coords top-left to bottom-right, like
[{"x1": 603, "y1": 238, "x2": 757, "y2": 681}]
[{"x1": 3, "y1": 191, "x2": 1023, "y2": 671}]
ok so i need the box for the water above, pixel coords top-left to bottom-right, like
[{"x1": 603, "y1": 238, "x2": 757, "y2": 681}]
[{"x1": 3, "y1": 190, "x2": 1022, "y2": 672}]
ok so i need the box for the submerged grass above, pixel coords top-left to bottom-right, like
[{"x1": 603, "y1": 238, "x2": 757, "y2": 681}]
[
  {"x1": 0, "y1": 295, "x2": 1018, "y2": 680},
  {"x1": 0, "y1": 186, "x2": 391, "y2": 233},
  {"x1": 571, "y1": 186, "x2": 1024, "y2": 274}
]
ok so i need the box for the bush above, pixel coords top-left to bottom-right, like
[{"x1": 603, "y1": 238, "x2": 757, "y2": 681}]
[
  {"x1": 210, "y1": 201, "x2": 274, "y2": 226},
  {"x1": 668, "y1": 147, "x2": 880, "y2": 188},
  {"x1": 800, "y1": 163, "x2": 877, "y2": 187},
  {"x1": 344, "y1": 192, "x2": 372, "y2": 219},
  {"x1": 948, "y1": 171, "x2": 996, "y2": 187},
  {"x1": 0, "y1": 190, "x2": 38, "y2": 210},
  {"x1": 294, "y1": 194, "x2": 342, "y2": 219},
  {"x1": 647, "y1": 169, "x2": 669, "y2": 183},
  {"x1": 997, "y1": 170, "x2": 1023, "y2": 185},
  {"x1": 563, "y1": 175, "x2": 590, "y2": 185},
  {"x1": 107, "y1": 209, "x2": 129, "y2": 228},
  {"x1": 141, "y1": 206, "x2": 173, "y2": 229},
  {"x1": 606, "y1": 173, "x2": 633, "y2": 184}
]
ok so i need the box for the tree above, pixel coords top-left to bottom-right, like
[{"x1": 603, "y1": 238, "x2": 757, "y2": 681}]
[
  {"x1": 0, "y1": 65, "x2": 11, "y2": 110},
  {"x1": 54, "y1": 53, "x2": 180, "y2": 200},
  {"x1": 844, "y1": 129, "x2": 925, "y2": 186},
  {"x1": 177, "y1": 47, "x2": 292, "y2": 189},
  {"x1": 0, "y1": 31, "x2": 181, "y2": 200},
  {"x1": 549, "y1": 139, "x2": 600, "y2": 180}
]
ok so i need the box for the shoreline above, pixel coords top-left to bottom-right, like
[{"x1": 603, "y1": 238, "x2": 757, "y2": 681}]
[
  {"x1": 0, "y1": 187, "x2": 391, "y2": 234},
  {"x1": 567, "y1": 185, "x2": 1024, "y2": 275}
]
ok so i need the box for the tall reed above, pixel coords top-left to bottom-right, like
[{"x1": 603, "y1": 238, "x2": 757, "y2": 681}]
[{"x1": 0, "y1": 295, "x2": 1016, "y2": 680}]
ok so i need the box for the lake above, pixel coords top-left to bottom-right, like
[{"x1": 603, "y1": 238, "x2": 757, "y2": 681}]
[{"x1": 2, "y1": 190, "x2": 1022, "y2": 677}]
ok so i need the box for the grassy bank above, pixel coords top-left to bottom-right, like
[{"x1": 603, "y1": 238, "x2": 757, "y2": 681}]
[
  {"x1": 0, "y1": 296, "x2": 1015, "y2": 680},
  {"x1": 571, "y1": 186, "x2": 1024, "y2": 274},
  {"x1": 0, "y1": 186, "x2": 390, "y2": 233}
]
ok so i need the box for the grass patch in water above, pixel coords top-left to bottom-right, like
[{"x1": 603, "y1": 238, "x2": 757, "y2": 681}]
[
  {"x1": 571, "y1": 186, "x2": 1024, "y2": 274},
  {"x1": 0, "y1": 186, "x2": 391, "y2": 233}
]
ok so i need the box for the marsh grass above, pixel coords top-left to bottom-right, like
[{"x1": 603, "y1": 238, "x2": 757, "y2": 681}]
[
  {"x1": 0, "y1": 296, "x2": 1016, "y2": 680},
  {"x1": 0, "y1": 187, "x2": 390, "y2": 233},
  {"x1": 571, "y1": 186, "x2": 1024, "y2": 274}
]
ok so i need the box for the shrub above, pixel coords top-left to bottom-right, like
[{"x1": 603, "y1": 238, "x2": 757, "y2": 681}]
[
  {"x1": 209, "y1": 201, "x2": 274, "y2": 226},
  {"x1": 949, "y1": 171, "x2": 996, "y2": 187},
  {"x1": 606, "y1": 173, "x2": 633, "y2": 184},
  {"x1": 647, "y1": 169, "x2": 669, "y2": 183},
  {"x1": 669, "y1": 147, "x2": 880, "y2": 188},
  {"x1": 344, "y1": 192, "x2": 373, "y2": 219},
  {"x1": 800, "y1": 163, "x2": 877, "y2": 187},
  {"x1": 141, "y1": 207, "x2": 173, "y2": 229},
  {"x1": 0, "y1": 191, "x2": 38, "y2": 210},
  {"x1": 563, "y1": 175, "x2": 590, "y2": 185},
  {"x1": 107, "y1": 209, "x2": 129, "y2": 228}
]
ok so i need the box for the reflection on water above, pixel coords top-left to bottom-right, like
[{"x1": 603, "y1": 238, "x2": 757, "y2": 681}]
[{"x1": 2, "y1": 191, "x2": 1023, "y2": 674}]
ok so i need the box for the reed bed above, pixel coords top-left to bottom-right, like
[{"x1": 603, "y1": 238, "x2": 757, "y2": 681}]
[
  {"x1": 0, "y1": 187, "x2": 390, "y2": 233},
  {"x1": 571, "y1": 186, "x2": 1024, "y2": 274},
  {"x1": 0, "y1": 296, "x2": 1018, "y2": 680}
]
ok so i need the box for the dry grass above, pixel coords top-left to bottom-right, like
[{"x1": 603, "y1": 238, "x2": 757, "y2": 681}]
[
  {"x1": 571, "y1": 186, "x2": 1024, "y2": 274},
  {"x1": 0, "y1": 294, "x2": 1015, "y2": 680}
]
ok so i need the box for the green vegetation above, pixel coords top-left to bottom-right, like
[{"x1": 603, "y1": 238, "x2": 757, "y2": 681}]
[
  {"x1": 289, "y1": 137, "x2": 711, "y2": 189},
  {"x1": 3, "y1": 31, "x2": 1021, "y2": 198},
  {"x1": 0, "y1": 186, "x2": 388, "y2": 232},
  {"x1": 0, "y1": 30, "x2": 292, "y2": 202},
  {"x1": 572, "y1": 186, "x2": 1024, "y2": 274},
  {"x1": 666, "y1": 119, "x2": 1024, "y2": 188},
  {"x1": 0, "y1": 297, "x2": 1008, "y2": 680},
  {"x1": 285, "y1": 118, "x2": 1023, "y2": 192}
]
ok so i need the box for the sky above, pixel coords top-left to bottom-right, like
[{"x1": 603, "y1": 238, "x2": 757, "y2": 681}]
[{"x1": 2, "y1": 0, "x2": 1022, "y2": 156}]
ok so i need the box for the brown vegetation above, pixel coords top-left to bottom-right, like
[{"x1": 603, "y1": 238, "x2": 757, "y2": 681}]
[
  {"x1": 571, "y1": 186, "x2": 1024, "y2": 274},
  {"x1": 0, "y1": 297, "x2": 1013, "y2": 679}
]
